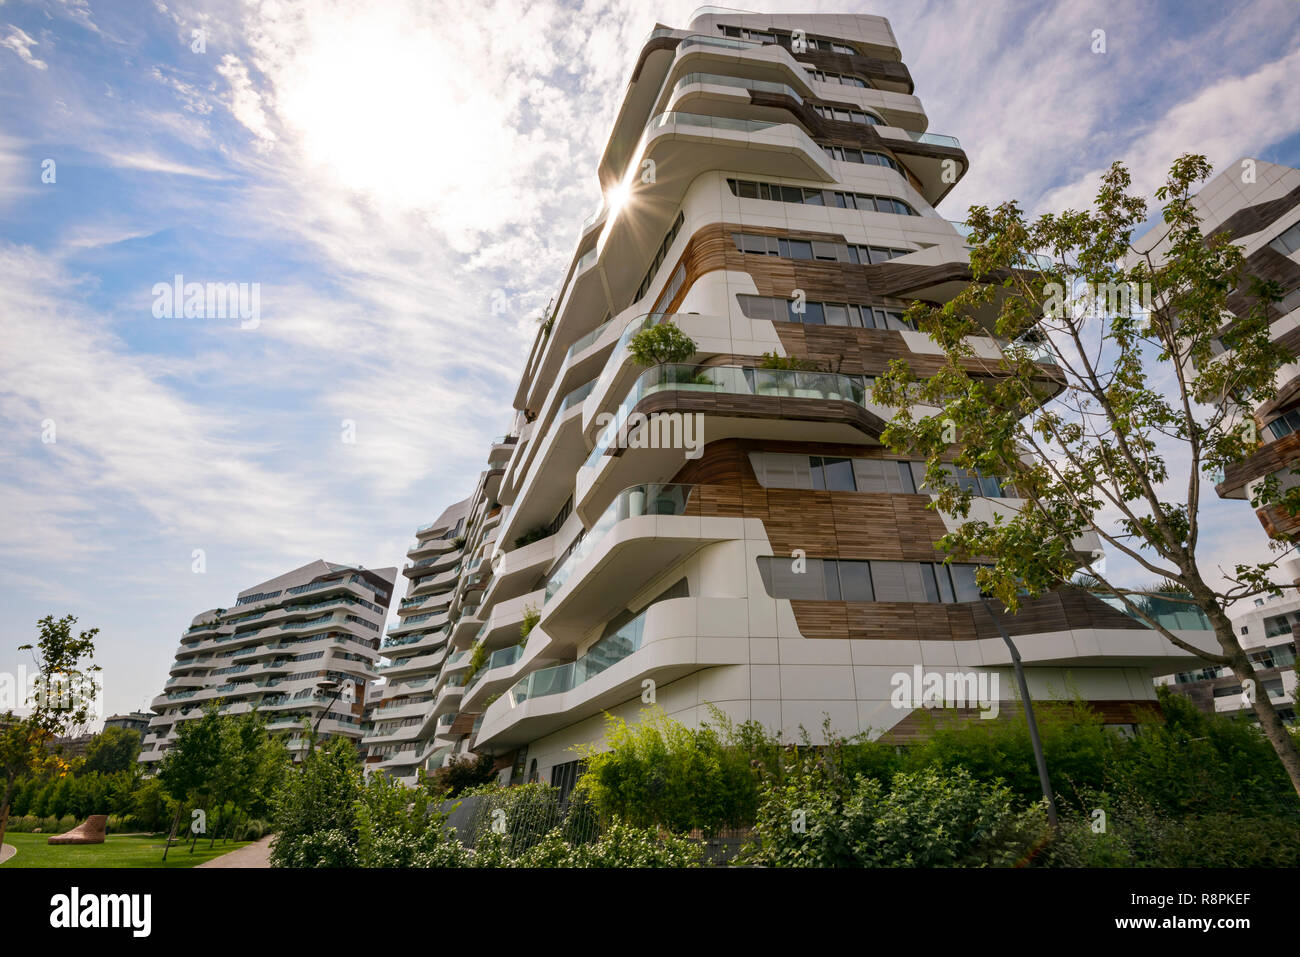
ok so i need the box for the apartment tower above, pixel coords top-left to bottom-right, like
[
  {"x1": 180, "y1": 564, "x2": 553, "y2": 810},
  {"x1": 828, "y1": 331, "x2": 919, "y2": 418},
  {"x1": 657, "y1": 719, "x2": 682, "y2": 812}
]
[
  {"x1": 369, "y1": 10, "x2": 1215, "y2": 786},
  {"x1": 141, "y1": 561, "x2": 396, "y2": 764}
]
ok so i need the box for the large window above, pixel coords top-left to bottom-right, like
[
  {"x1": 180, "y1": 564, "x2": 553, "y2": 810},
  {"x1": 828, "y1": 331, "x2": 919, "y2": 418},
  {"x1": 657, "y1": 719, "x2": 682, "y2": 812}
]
[
  {"x1": 1267, "y1": 407, "x2": 1300, "y2": 440},
  {"x1": 805, "y1": 69, "x2": 871, "y2": 89},
  {"x1": 756, "y1": 556, "x2": 984, "y2": 603},
  {"x1": 813, "y1": 105, "x2": 883, "y2": 126},
  {"x1": 747, "y1": 450, "x2": 1016, "y2": 497},
  {"x1": 633, "y1": 211, "x2": 685, "y2": 303},
  {"x1": 1269, "y1": 221, "x2": 1300, "y2": 256},
  {"x1": 821, "y1": 146, "x2": 901, "y2": 171},
  {"x1": 737, "y1": 294, "x2": 916, "y2": 331},
  {"x1": 727, "y1": 179, "x2": 916, "y2": 215},
  {"x1": 731, "y1": 232, "x2": 915, "y2": 267}
]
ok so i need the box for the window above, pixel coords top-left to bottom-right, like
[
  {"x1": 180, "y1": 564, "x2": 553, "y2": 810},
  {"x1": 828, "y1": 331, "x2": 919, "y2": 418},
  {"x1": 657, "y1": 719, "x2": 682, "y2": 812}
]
[
  {"x1": 727, "y1": 179, "x2": 915, "y2": 216},
  {"x1": 805, "y1": 69, "x2": 871, "y2": 89},
  {"x1": 1264, "y1": 615, "x2": 1293, "y2": 637},
  {"x1": 812, "y1": 105, "x2": 883, "y2": 125},
  {"x1": 821, "y1": 146, "x2": 901, "y2": 172},
  {"x1": 758, "y1": 557, "x2": 987, "y2": 604},
  {"x1": 811, "y1": 456, "x2": 857, "y2": 491},
  {"x1": 634, "y1": 211, "x2": 685, "y2": 303},
  {"x1": 1267, "y1": 407, "x2": 1300, "y2": 440},
  {"x1": 1269, "y1": 221, "x2": 1300, "y2": 256}
]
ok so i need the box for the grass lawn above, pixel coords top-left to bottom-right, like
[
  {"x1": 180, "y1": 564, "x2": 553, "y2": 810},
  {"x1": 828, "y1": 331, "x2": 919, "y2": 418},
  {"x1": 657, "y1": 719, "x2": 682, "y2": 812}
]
[{"x1": 0, "y1": 832, "x2": 252, "y2": 868}]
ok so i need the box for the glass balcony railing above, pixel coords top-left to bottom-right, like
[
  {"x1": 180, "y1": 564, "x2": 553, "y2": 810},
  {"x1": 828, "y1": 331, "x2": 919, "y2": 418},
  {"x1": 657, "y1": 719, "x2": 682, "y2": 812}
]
[
  {"x1": 589, "y1": 312, "x2": 677, "y2": 406},
  {"x1": 1093, "y1": 592, "x2": 1212, "y2": 631},
  {"x1": 508, "y1": 606, "x2": 649, "y2": 706},
  {"x1": 584, "y1": 363, "x2": 872, "y2": 471},
  {"x1": 672, "y1": 72, "x2": 803, "y2": 105},
  {"x1": 644, "y1": 110, "x2": 782, "y2": 137},
  {"x1": 566, "y1": 319, "x2": 613, "y2": 361},
  {"x1": 902, "y1": 130, "x2": 961, "y2": 149},
  {"x1": 678, "y1": 33, "x2": 764, "y2": 54},
  {"x1": 545, "y1": 483, "x2": 698, "y2": 601},
  {"x1": 561, "y1": 378, "x2": 597, "y2": 412}
]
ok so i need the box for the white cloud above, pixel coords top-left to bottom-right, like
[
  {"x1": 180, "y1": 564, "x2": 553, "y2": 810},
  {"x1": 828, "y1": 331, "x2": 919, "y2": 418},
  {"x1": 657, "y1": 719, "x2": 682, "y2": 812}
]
[{"x1": 2, "y1": 26, "x2": 47, "y2": 69}]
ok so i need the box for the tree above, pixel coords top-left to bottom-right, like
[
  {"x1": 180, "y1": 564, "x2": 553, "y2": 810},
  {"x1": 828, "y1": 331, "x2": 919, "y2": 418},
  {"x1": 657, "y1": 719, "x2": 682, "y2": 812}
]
[
  {"x1": 0, "y1": 614, "x2": 100, "y2": 847},
  {"x1": 628, "y1": 322, "x2": 696, "y2": 366},
  {"x1": 156, "y1": 704, "x2": 222, "y2": 858},
  {"x1": 80, "y1": 727, "x2": 142, "y2": 776},
  {"x1": 873, "y1": 154, "x2": 1300, "y2": 796}
]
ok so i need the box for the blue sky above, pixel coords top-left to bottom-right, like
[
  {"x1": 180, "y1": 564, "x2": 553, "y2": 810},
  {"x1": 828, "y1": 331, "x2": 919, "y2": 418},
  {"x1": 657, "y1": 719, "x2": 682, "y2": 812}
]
[{"x1": 1, "y1": 0, "x2": 1298, "y2": 723}]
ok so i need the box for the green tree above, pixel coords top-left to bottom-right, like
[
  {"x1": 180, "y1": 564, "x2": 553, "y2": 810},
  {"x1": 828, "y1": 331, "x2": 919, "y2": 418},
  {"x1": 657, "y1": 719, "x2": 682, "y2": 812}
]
[
  {"x1": 0, "y1": 614, "x2": 100, "y2": 846},
  {"x1": 873, "y1": 155, "x2": 1300, "y2": 796},
  {"x1": 80, "y1": 727, "x2": 141, "y2": 776},
  {"x1": 628, "y1": 322, "x2": 696, "y2": 366},
  {"x1": 156, "y1": 703, "x2": 223, "y2": 858},
  {"x1": 269, "y1": 736, "x2": 362, "y2": 867}
]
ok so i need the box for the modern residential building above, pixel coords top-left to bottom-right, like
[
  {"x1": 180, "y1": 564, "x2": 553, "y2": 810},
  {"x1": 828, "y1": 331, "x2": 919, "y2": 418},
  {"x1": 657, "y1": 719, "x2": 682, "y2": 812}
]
[
  {"x1": 1158, "y1": 587, "x2": 1298, "y2": 724},
  {"x1": 1131, "y1": 159, "x2": 1300, "y2": 540},
  {"x1": 104, "y1": 712, "x2": 152, "y2": 735},
  {"x1": 140, "y1": 560, "x2": 397, "y2": 765},
  {"x1": 372, "y1": 10, "x2": 1217, "y2": 788}
]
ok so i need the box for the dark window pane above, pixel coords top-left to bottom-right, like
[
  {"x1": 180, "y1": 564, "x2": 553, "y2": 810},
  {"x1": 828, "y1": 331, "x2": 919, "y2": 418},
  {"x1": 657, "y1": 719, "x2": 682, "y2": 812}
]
[
  {"x1": 898, "y1": 460, "x2": 916, "y2": 493},
  {"x1": 920, "y1": 563, "x2": 941, "y2": 603},
  {"x1": 834, "y1": 192, "x2": 848, "y2": 209},
  {"x1": 846, "y1": 245, "x2": 860, "y2": 264},
  {"x1": 824, "y1": 303, "x2": 849, "y2": 326},
  {"x1": 803, "y1": 301, "x2": 825, "y2": 324},
  {"x1": 935, "y1": 564, "x2": 955, "y2": 602},
  {"x1": 950, "y1": 564, "x2": 982, "y2": 602},
  {"x1": 737, "y1": 180, "x2": 759, "y2": 199},
  {"x1": 839, "y1": 561, "x2": 873, "y2": 601},
  {"x1": 824, "y1": 560, "x2": 842, "y2": 600},
  {"x1": 804, "y1": 189, "x2": 825, "y2": 206},
  {"x1": 809, "y1": 456, "x2": 826, "y2": 490},
  {"x1": 822, "y1": 457, "x2": 856, "y2": 491}
]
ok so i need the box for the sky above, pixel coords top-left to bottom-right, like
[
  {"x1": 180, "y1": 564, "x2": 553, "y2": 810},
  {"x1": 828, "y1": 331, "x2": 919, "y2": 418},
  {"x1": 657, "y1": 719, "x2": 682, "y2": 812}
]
[{"x1": 1, "y1": 0, "x2": 1298, "y2": 723}]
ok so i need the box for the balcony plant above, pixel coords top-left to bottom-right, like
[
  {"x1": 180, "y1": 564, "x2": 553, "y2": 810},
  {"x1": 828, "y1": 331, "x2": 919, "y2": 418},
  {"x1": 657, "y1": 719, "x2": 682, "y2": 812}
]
[{"x1": 629, "y1": 321, "x2": 696, "y2": 366}]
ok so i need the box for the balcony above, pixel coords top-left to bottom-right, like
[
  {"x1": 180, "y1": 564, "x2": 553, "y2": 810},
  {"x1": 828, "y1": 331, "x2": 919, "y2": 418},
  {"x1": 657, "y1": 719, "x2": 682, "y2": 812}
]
[
  {"x1": 576, "y1": 364, "x2": 887, "y2": 520},
  {"x1": 541, "y1": 483, "x2": 751, "y2": 642}
]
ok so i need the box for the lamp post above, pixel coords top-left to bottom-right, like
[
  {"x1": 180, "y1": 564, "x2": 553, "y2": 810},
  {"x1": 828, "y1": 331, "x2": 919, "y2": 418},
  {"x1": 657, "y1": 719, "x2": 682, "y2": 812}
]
[
  {"x1": 979, "y1": 595, "x2": 1059, "y2": 829},
  {"x1": 306, "y1": 678, "x2": 345, "y2": 760}
]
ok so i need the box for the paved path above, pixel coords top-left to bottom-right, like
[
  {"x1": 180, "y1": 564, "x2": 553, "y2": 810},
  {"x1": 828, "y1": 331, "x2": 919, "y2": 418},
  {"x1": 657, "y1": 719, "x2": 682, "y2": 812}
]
[
  {"x1": 195, "y1": 834, "x2": 273, "y2": 868},
  {"x1": 0, "y1": 843, "x2": 15, "y2": 865}
]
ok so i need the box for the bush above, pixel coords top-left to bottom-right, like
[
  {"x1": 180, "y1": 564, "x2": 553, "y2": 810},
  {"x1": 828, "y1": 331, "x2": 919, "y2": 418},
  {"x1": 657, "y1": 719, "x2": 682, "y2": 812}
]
[
  {"x1": 269, "y1": 738, "x2": 362, "y2": 867},
  {"x1": 273, "y1": 828, "x2": 358, "y2": 868},
  {"x1": 745, "y1": 762, "x2": 1046, "y2": 868},
  {"x1": 1040, "y1": 788, "x2": 1300, "y2": 868},
  {"x1": 577, "y1": 707, "x2": 767, "y2": 835}
]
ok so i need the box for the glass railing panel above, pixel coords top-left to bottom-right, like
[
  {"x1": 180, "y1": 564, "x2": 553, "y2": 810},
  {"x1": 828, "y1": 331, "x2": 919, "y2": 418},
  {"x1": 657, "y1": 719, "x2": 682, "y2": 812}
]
[
  {"x1": 545, "y1": 484, "x2": 697, "y2": 601},
  {"x1": 645, "y1": 111, "x2": 780, "y2": 136}
]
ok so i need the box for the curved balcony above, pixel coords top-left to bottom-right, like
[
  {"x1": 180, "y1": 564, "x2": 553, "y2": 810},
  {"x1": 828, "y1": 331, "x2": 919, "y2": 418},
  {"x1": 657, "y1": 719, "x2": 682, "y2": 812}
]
[
  {"x1": 576, "y1": 364, "x2": 887, "y2": 520},
  {"x1": 542, "y1": 483, "x2": 752, "y2": 642},
  {"x1": 477, "y1": 596, "x2": 750, "y2": 749}
]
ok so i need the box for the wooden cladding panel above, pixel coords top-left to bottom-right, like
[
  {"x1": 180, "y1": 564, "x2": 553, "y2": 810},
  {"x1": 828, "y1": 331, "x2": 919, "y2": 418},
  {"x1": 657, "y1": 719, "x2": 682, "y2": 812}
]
[{"x1": 1216, "y1": 428, "x2": 1300, "y2": 495}]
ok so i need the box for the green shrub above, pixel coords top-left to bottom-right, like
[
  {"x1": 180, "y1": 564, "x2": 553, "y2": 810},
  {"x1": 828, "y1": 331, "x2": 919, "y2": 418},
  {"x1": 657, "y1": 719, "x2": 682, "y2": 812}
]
[
  {"x1": 269, "y1": 738, "x2": 362, "y2": 867},
  {"x1": 745, "y1": 763, "x2": 1046, "y2": 868},
  {"x1": 274, "y1": 828, "x2": 358, "y2": 868},
  {"x1": 628, "y1": 322, "x2": 696, "y2": 366}
]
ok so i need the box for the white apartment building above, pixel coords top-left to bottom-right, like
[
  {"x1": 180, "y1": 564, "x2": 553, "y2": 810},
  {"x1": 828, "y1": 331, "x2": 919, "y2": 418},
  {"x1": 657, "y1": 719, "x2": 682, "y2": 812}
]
[
  {"x1": 141, "y1": 560, "x2": 396, "y2": 764},
  {"x1": 370, "y1": 9, "x2": 1218, "y2": 789}
]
